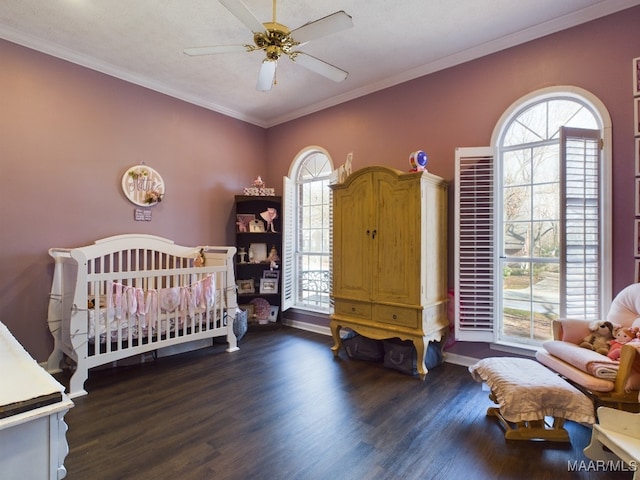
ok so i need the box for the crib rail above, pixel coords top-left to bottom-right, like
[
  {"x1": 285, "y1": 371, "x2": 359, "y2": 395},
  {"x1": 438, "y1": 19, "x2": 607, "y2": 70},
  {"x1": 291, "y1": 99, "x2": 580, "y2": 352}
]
[{"x1": 47, "y1": 234, "x2": 238, "y2": 398}]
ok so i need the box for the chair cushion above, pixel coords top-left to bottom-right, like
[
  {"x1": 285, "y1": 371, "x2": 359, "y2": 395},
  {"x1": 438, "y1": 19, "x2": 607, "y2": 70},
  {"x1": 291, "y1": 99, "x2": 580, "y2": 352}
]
[
  {"x1": 541, "y1": 340, "x2": 619, "y2": 379},
  {"x1": 536, "y1": 350, "x2": 614, "y2": 392}
]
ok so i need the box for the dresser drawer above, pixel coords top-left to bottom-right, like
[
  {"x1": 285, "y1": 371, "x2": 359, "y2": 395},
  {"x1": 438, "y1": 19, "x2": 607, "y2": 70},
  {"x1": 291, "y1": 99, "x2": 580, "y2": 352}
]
[
  {"x1": 374, "y1": 305, "x2": 420, "y2": 328},
  {"x1": 335, "y1": 300, "x2": 372, "y2": 320}
]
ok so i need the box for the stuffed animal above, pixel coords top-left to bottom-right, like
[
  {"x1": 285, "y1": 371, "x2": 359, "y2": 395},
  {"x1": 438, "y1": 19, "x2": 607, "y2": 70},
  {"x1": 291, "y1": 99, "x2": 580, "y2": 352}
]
[
  {"x1": 607, "y1": 326, "x2": 636, "y2": 360},
  {"x1": 579, "y1": 320, "x2": 614, "y2": 355},
  {"x1": 193, "y1": 249, "x2": 205, "y2": 267}
]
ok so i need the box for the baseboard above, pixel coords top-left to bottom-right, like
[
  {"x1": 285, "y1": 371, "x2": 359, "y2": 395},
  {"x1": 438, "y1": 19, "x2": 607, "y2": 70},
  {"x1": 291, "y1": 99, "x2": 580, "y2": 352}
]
[
  {"x1": 443, "y1": 352, "x2": 480, "y2": 367},
  {"x1": 282, "y1": 318, "x2": 331, "y2": 336}
]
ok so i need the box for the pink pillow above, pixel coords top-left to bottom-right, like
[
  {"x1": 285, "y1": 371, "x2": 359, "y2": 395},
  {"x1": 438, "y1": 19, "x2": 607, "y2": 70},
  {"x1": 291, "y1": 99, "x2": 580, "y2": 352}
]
[{"x1": 559, "y1": 319, "x2": 593, "y2": 344}]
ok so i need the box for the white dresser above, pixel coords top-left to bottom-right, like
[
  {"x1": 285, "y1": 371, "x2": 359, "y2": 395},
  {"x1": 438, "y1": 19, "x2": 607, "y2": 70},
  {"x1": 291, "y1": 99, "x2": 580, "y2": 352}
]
[{"x1": 0, "y1": 322, "x2": 73, "y2": 480}]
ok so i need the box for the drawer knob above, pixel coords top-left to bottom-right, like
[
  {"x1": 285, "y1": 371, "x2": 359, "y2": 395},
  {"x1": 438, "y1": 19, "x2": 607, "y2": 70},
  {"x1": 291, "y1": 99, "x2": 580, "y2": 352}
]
[
  {"x1": 392, "y1": 314, "x2": 397, "y2": 319},
  {"x1": 351, "y1": 307, "x2": 356, "y2": 312}
]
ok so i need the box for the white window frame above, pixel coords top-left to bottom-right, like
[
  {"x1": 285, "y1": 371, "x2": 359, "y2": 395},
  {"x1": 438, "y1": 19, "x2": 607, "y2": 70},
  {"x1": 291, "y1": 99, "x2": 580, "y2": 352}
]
[
  {"x1": 282, "y1": 146, "x2": 334, "y2": 314},
  {"x1": 455, "y1": 86, "x2": 612, "y2": 345}
]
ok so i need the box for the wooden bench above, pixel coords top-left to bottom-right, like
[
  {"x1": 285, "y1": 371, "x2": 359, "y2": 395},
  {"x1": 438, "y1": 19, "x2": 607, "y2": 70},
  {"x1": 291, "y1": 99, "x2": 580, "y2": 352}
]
[
  {"x1": 469, "y1": 357, "x2": 596, "y2": 442},
  {"x1": 584, "y1": 406, "x2": 640, "y2": 478}
]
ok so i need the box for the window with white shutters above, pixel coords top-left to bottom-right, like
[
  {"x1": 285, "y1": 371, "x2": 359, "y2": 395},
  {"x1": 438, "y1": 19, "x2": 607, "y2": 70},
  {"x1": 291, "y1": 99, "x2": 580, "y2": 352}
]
[
  {"x1": 454, "y1": 89, "x2": 611, "y2": 345},
  {"x1": 454, "y1": 147, "x2": 496, "y2": 342},
  {"x1": 282, "y1": 148, "x2": 333, "y2": 313}
]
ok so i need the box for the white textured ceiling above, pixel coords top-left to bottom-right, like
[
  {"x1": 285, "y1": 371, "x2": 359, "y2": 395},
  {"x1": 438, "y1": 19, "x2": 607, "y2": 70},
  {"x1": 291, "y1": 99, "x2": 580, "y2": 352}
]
[{"x1": 0, "y1": 0, "x2": 638, "y2": 127}]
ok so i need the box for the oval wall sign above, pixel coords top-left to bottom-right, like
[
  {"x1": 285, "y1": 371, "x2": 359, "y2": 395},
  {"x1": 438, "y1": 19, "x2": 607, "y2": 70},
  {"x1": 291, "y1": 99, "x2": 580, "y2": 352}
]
[{"x1": 121, "y1": 165, "x2": 165, "y2": 207}]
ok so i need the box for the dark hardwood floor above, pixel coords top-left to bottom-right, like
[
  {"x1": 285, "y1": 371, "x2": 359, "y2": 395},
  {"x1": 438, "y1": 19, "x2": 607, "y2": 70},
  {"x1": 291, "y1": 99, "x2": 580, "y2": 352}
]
[{"x1": 57, "y1": 327, "x2": 634, "y2": 480}]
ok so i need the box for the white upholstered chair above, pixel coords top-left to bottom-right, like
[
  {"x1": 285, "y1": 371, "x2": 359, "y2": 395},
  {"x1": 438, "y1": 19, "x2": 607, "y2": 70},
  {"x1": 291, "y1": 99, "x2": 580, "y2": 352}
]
[{"x1": 536, "y1": 283, "x2": 640, "y2": 409}]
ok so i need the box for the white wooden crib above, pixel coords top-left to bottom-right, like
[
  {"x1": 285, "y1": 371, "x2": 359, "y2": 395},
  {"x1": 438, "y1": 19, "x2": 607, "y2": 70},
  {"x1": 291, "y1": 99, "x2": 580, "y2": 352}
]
[{"x1": 47, "y1": 234, "x2": 238, "y2": 398}]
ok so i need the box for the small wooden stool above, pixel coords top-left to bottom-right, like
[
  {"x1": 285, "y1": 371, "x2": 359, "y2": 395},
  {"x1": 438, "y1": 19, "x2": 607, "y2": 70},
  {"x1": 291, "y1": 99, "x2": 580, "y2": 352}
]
[{"x1": 469, "y1": 357, "x2": 596, "y2": 442}]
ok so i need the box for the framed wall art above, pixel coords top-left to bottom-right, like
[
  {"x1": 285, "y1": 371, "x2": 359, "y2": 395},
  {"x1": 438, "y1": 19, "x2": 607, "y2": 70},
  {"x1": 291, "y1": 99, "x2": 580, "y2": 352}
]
[
  {"x1": 267, "y1": 306, "x2": 279, "y2": 322},
  {"x1": 121, "y1": 165, "x2": 165, "y2": 207},
  {"x1": 249, "y1": 243, "x2": 267, "y2": 263},
  {"x1": 249, "y1": 219, "x2": 265, "y2": 232},
  {"x1": 236, "y1": 279, "x2": 255, "y2": 294},
  {"x1": 236, "y1": 214, "x2": 255, "y2": 232},
  {"x1": 259, "y1": 278, "x2": 278, "y2": 294},
  {"x1": 263, "y1": 270, "x2": 280, "y2": 281}
]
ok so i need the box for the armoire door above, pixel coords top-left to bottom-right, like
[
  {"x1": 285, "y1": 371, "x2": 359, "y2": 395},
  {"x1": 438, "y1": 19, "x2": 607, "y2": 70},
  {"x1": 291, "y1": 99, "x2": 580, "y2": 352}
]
[
  {"x1": 372, "y1": 172, "x2": 421, "y2": 306},
  {"x1": 332, "y1": 173, "x2": 374, "y2": 302}
]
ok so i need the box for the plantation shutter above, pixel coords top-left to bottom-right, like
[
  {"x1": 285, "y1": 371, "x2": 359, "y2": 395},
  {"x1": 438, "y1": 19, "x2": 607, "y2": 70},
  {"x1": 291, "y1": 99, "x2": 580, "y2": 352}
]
[
  {"x1": 454, "y1": 147, "x2": 496, "y2": 342},
  {"x1": 282, "y1": 175, "x2": 295, "y2": 311},
  {"x1": 560, "y1": 127, "x2": 604, "y2": 319}
]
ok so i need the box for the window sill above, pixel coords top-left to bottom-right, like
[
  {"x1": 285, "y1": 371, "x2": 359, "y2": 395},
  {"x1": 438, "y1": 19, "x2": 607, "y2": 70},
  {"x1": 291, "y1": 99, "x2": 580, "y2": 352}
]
[
  {"x1": 291, "y1": 305, "x2": 333, "y2": 316},
  {"x1": 490, "y1": 341, "x2": 540, "y2": 358}
]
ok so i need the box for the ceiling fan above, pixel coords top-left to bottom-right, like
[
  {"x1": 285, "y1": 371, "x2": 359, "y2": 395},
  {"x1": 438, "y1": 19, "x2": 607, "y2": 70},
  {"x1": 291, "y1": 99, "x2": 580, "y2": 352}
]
[{"x1": 184, "y1": 0, "x2": 353, "y2": 91}]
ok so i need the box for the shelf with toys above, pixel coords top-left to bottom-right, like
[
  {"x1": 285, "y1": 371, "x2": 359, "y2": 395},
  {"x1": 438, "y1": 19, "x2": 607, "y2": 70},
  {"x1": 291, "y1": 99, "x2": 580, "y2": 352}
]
[{"x1": 234, "y1": 181, "x2": 282, "y2": 326}]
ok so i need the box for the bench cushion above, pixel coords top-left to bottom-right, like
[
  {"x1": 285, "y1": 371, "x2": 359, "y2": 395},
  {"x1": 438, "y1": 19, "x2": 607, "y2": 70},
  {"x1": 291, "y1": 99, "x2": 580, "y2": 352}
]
[{"x1": 470, "y1": 357, "x2": 595, "y2": 424}]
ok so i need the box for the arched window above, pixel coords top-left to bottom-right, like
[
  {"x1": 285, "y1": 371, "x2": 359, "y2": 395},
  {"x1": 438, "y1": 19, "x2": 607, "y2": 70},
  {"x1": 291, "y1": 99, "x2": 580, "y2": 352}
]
[
  {"x1": 455, "y1": 87, "x2": 612, "y2": 347},
  {"x1": 283, "y1": 147, "x2": 334, "y2": 313}
]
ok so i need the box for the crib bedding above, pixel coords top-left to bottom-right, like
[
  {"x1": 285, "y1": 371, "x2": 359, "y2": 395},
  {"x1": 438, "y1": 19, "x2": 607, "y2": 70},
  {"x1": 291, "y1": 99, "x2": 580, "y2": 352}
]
[
  {"x1": 47, "y1": 234, "x2": 239, "y2": 398},
  {"x1": 87, "y1": 306, "x2": 224, "y2": 344},
  {"x1": 88, "y1": 274, "x2": 221, "y2": 343}
]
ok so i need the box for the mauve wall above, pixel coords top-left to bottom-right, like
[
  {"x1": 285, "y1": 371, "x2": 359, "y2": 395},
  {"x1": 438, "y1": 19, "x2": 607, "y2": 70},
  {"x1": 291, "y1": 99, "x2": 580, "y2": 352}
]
[
  {"x1": 0, "y1": 40, "x2": 267, "y2": 361},
  {"x1": 2, "y1": 7, "x2": 639, "y2": 361},
  {"x1": 267, "y1": 6, "x2": 640, "y2": 316}
]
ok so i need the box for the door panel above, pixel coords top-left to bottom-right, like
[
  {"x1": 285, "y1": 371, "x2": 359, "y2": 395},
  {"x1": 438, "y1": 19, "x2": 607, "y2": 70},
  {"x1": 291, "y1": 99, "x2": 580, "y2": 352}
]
[
  {"x1": 332, "y1": 174, "x2": 373, "y2": 301},
  {"x1": 374, "y1": 173, "x2": 421, "y2": 305}
]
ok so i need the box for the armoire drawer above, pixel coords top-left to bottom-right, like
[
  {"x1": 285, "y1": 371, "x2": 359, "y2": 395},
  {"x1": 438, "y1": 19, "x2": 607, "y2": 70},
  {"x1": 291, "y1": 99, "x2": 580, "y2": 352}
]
[
  {"x1": 335, "y1": 300, "x2": 372, "y2": 320},
  {"x1": 374, "y1": 305, "x2": 419, "y2": 328}
]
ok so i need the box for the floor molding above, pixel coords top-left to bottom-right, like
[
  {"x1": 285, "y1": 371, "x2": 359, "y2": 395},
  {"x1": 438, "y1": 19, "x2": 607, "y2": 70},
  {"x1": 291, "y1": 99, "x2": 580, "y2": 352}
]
[
  {"x1": 282, "y1": 318, "x2": 331, "y2": 336},
  {"x1": 443, "y1": 352, "x2": 479, "y2": 367}
]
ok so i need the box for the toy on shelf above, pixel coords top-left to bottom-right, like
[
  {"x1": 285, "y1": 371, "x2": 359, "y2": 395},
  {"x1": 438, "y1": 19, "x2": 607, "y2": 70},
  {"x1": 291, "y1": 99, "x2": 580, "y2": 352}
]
[
  {"x1": 409, "y1": 150, "x2": 428, "y2": 172},
  {"x1": 260, "y1": 208, "x2": 278, "y2": 232},
  {"x1": 244, "y1": 175, "x2": 275, "y2": 196}
]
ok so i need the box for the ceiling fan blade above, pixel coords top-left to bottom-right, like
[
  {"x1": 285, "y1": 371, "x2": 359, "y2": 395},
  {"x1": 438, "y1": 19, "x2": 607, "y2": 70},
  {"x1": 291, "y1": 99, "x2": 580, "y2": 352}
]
[
  {"x1": 183, "y1": 45, "x2": 249, "y2": 56},
  {"x1": 289, "y1": 52, "x2": 348, "y2": 83},
  {"x1": 290, "y1": 11, "x2": 353, "y2": 45},
  {"x1": 218, "y1": 0, "x2": 268, "y2": 34},
  {"x1": 256, "y1": 60, "x2": 277, "y2": 91}
]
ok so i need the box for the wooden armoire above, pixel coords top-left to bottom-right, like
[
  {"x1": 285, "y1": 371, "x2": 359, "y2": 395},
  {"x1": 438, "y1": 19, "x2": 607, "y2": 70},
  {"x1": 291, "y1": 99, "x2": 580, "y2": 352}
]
[{"x1": 330, "y1": 165, "x2": 448, "y2": 378}]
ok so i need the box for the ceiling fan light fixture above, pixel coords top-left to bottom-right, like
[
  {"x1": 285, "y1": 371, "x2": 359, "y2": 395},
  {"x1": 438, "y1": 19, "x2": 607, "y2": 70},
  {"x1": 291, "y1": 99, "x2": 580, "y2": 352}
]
[
  {"x1": 265, "y1": 45, "x2": 281, "y2": 61},
  {"x1": 186, "y1": 0, "x2": 353, "y2": 90}
]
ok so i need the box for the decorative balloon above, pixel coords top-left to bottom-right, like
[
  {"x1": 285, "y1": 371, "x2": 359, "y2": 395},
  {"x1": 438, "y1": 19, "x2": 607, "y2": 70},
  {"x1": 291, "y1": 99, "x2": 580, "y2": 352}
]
[{"x1": 409, "y1": 150, "x2": 428, "y2": 172}]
